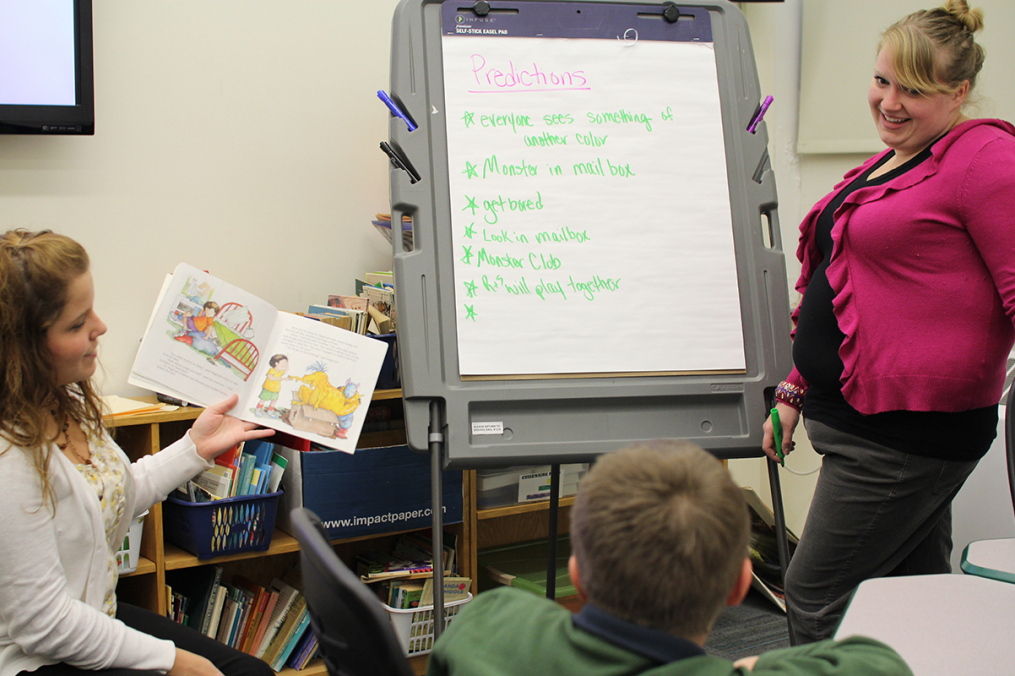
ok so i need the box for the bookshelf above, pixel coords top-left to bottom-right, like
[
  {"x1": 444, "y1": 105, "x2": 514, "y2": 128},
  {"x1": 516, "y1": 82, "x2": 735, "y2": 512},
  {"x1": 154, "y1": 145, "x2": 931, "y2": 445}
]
[
  {"x1": 110, "y1": 391, "x2": 461, "y2": 676},
  {"x1": 111, "y1": 390, "x2": 568, "y2": 675}
]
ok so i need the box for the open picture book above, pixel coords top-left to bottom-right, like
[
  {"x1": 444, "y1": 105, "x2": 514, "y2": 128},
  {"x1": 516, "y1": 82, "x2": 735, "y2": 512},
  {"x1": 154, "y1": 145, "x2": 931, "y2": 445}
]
[{"x1": 128, "y1": 263, "x2": 388, "y2": 452}]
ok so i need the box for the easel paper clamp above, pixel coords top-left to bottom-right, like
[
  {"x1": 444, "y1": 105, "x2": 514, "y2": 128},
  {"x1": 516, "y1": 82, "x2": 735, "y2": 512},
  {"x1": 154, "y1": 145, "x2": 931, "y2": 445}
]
[{"x1": 379, "y1": 141, "x2": 421, "y2": 184}]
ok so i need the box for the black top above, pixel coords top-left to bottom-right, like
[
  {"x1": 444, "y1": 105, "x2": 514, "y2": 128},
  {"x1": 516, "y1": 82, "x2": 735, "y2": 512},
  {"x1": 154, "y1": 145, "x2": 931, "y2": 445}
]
[{"x1": 792, "y1": 147, "x2": 997, "y2": 461}]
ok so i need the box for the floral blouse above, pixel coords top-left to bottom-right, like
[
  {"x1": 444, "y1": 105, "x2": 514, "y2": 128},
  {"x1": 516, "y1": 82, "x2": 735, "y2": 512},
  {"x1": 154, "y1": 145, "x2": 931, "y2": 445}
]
[{"x1": 72, "y1": 433, "x2": 127, "y2": 617}]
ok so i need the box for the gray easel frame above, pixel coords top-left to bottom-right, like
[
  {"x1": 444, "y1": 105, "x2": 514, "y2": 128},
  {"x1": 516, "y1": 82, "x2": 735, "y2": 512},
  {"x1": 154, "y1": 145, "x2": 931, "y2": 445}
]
[{"x1": 385, "y1": 0, "x2": 796, "y2": 641}]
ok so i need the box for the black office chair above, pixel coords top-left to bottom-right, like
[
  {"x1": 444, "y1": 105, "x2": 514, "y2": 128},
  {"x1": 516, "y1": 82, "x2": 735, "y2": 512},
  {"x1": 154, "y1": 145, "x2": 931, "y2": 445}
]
[{"x1": 291, "y1": 508, "x2": 415, "y2": 676}]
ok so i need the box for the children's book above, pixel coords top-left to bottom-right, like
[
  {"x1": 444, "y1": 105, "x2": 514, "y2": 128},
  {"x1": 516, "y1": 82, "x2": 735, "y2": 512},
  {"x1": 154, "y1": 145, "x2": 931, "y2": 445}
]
[
  {"x1": 267, "y1": 453, "x2": 288, "y2": 493},
  {"x1": 271, "y1": 606, "x2": 311, "y2": 671},
  {"x1": 365, "y1": 271, "x2": 395, "y2": 288},
  {"x1": 299, "y1": 311, "x2": 354, "y2": 333},
  {"x1": 128, "y1": 263, "x2": 388, "y2": 453},
  {"x1": 327, "y1": 294, "x2": 370, "y2": 313},
  {"x1": 307, "y1": 304, "x2": 368, "y2": 335},
  {"x1": 255, "y1": 578, "x2": 300, "y2": 659},
  {"x1": 262, "y1": 595, "x2": 307, "y2": 668},
  {"x1": 215, "y1": 596, "x2": 239, "y2": 644},
  {"x1": 192, "y1": 465, "x2": 233, "y2": 499},
  {"x1": 248, "y1": 589, "x2": 280, "y2": 655},
  {"x1": 165, "y1": 566, "x2": 219, "y2": 634},
  {"x1": 359, "y1": 285, "x2": 396, "y2": 333},
  {"x1": 205, "y1": 584, "x2": 228, "y2": 639},
  {"x1": 231, "y1": 576, "x2": 267, "y2": 653},
  {"x1": 419, "y1": 576, "x2": 471, "y2": 607},
  {"x1": 288, "y1": 631, "x2": 318, "y2": 670}
]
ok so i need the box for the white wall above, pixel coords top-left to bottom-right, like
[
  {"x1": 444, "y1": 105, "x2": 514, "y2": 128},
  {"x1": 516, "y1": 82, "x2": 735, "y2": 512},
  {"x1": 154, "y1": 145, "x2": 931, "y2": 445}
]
[
  {"x1": 0, "y1": 1, "x2": 403, "y2": 397},
  {"x1": 0, "y1": 0, "x2": 823, "y2": 534},
  {"x1": 798, "y1": 0, "x2": 1015, "y2": 153}
]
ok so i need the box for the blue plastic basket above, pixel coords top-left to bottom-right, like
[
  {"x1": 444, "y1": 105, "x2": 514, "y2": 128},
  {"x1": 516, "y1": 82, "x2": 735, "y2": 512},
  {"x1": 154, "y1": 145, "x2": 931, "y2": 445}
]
[{"x1": 163, "y1": 491, "x2": 281, "y2": 559}]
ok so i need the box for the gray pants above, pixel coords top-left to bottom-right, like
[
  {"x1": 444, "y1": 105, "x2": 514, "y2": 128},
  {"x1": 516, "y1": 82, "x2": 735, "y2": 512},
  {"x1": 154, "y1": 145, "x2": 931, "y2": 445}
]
[{"x1": 785, "y1": 419, "x2": 980, "y2": 644}]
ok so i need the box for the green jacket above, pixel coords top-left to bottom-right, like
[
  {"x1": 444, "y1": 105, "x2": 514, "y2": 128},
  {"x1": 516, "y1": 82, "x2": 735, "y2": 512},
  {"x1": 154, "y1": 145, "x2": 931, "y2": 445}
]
[{"x1": 427, "y1": 587, "x2": 912, "y2": 676}]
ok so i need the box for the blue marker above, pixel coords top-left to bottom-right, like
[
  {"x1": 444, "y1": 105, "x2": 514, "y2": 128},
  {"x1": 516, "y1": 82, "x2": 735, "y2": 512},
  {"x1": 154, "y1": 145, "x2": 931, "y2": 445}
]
[
  {"x1": 747, "y1": 95, "x2": 774, "y2": 134},
  {"x1": 377, "y1": 90, "x2": 417, "y2": 132}
]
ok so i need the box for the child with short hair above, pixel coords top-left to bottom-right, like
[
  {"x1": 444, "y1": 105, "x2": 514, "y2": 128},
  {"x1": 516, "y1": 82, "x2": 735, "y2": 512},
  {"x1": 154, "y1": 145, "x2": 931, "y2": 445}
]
[{"x1": 427, "y1": 441, "x2": 911, "y2": 676}]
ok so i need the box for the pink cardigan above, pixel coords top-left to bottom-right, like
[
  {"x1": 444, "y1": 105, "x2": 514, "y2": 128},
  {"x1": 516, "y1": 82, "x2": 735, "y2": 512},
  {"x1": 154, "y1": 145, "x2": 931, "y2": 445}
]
[{"x1": 786, "y1": 119, "x2": 1015, "y2": 415}]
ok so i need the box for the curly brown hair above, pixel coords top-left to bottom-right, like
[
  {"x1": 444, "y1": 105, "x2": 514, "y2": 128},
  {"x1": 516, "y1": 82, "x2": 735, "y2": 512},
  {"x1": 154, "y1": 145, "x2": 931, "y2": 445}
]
[{"x1": 0, "y1": 229, "x2": 105, "y2": 509}]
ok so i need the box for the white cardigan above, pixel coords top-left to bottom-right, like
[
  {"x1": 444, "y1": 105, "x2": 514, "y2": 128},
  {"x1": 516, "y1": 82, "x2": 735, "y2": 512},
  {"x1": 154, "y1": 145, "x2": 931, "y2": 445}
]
[{"x1": 0, "y1": 430, "x2": 212, "y2": 676}]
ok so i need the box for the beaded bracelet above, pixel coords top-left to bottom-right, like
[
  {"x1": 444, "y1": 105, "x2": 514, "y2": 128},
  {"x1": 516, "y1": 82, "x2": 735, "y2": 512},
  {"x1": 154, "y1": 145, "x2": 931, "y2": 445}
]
[{"x1": 774, "y1": 381, "x2": 806, "y2": 411}]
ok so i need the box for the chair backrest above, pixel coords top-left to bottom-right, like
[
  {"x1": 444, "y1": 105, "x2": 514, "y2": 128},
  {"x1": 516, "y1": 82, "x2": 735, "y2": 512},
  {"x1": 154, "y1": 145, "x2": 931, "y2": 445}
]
[
  {"x1": 1006, "y1": 382, "x2": 1015, "y2": 521},
  {"x1": 291, "y1": 508, "x2": 415, "y2": 676}
]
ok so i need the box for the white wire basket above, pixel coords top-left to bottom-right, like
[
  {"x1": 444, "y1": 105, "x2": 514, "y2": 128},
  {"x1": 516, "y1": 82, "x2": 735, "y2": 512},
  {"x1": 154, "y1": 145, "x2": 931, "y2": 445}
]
[{"x1": 382, "y1": 593, "x2": 473, "y2": 656}]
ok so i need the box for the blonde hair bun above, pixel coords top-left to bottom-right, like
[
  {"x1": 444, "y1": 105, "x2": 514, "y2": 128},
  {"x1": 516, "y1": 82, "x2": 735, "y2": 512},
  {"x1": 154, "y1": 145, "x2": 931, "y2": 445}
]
[{"x1": 944, "y1": 0, "x2": 984, "y2": 33}]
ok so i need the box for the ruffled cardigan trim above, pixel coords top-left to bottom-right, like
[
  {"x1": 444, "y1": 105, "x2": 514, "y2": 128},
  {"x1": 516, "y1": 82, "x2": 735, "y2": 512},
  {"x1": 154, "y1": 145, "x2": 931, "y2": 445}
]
[{"x1": 789, "y1": 118, "x2": 1015, "y2": 414}]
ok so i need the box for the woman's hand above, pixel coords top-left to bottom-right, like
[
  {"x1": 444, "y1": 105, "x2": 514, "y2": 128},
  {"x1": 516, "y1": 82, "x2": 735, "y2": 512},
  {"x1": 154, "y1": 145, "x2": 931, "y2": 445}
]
[
  {"x1": 168, "y1": 648, "x2": 224, "y2": 676},
  {"x1": 190, "y1": 394, "x2": 274, "y2": 462},
  {"x1": 762, "y1": 403, "x2": 799, "y2": 463}
]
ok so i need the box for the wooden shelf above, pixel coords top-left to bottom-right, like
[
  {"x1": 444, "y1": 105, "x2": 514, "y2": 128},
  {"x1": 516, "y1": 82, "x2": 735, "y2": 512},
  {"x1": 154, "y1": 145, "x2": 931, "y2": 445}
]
[
  {"x1": 121, "y1": 556, "x2": 157, "y2": 577},
  {"x1": 106, "y1": 388, "x2": 482, "y2": 676},
  {"x1": 103, "y1": 395, "x2": 203, "y2": 428},
  {"x1": 276, "y1": 654, "x2": 428, "y2": 676},
  {"x1": 477, "y1": 496, "x2": 576, "y2": 520},
  {"x1": 277, "y1": 662, "x2": 326, "y2": 676},
  {"x1": 164, "y1": 531, "x2": 304, "y2": 571}
]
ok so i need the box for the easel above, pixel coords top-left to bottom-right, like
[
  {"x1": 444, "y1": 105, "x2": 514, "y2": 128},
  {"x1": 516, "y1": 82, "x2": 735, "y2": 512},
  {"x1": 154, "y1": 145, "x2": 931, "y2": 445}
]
[{"x1": 386, "y1": 0, "x2": 796, "y2": 641}]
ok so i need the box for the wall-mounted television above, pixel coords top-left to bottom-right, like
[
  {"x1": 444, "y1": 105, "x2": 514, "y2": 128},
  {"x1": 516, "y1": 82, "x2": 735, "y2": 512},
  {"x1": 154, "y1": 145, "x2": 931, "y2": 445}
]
[{"x1": 0, "y1": 0, "x2": 94, "y2": 135}]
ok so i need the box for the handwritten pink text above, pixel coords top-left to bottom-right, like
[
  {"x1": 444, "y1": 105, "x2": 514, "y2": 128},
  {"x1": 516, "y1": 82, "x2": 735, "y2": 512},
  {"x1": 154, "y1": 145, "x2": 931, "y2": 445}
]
[{"x1": 470, "y1": 55, "x2": 589, "y2": 92}]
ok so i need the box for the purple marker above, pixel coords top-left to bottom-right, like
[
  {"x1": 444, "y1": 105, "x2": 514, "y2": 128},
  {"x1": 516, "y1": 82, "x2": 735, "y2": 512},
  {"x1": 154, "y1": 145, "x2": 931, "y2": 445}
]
[{"x1": 747, "y1": 95, "x2": 774, "y2": 134}]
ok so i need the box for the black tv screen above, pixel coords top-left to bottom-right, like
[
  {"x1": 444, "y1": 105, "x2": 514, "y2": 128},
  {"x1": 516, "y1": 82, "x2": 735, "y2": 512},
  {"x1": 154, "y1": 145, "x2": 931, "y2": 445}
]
[{"x1": 0, "y1": 0, "x2": 94, "y2": 135}]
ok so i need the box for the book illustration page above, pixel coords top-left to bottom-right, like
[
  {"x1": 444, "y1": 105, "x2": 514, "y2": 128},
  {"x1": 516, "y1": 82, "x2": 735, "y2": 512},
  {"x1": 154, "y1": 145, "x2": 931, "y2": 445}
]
[
  {"x1": 130, "y1": 263, "x2": 278, "y2": 406},
  {"x1": 241, "y1": 318, "x2": 389, "y2": 453}
]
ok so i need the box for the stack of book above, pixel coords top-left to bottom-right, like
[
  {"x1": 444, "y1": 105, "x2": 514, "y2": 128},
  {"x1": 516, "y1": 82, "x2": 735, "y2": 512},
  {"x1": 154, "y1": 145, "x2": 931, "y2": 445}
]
[
  {"x1": 304, "y1": 297, "x2": 370, "y2": 335},
  {"x1": 384, "y1": 575, "x2": 472, "y2": 610},
  {"x1": 353, "y1": 271, "x2": 396, "y2": 335},
  {"x1": 357, "y1": 531, "x2": 469, "y2": 609},
  {"x1": 165, "y1": 565, "x2": 320, "y2": 671},
  {"x1": 300, "y1": 269, "x2": 396, "y2": 338},
  {"x1": 175, "y1": 439, "x2": 287, "y2": 502}
]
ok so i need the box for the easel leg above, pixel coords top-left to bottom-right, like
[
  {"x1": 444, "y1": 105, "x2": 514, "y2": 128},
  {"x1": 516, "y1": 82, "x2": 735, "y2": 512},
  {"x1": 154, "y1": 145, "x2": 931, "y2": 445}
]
[
  {"x1": 546, "y1": 464, "x2": 560, "y2": 600},
  {"x1": 767, "y1": 457, "x2": 795, "y2": 645},
  {"x1": 430, "y1": 401, "x2": 445, "y2": 640}
]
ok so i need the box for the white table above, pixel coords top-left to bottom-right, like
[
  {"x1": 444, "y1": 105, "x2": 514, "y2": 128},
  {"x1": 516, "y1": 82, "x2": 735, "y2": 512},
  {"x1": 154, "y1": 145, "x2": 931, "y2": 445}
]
[
  {"x1": 961, "y1": 538, "x2": 1015, "y2": 584},
  {"x1": 834, "y1": 574, "x2": 1015, "y2": 675}
]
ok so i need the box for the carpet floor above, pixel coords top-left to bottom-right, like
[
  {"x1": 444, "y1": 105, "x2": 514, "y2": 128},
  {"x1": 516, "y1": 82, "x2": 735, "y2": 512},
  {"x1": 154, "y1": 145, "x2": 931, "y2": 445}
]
[{"x1": 704, "y1": 588, "x2": 791, "y2": 661}]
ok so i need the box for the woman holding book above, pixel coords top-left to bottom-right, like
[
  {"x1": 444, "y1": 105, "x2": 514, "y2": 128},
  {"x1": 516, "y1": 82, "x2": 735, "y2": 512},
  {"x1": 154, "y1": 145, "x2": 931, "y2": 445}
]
[
  {"x1": 761, "y1": 1, "x2": 1015, "y2": 644},
  {"x1": 0, "y1": 229, "x2": 275, "y2": 676}
]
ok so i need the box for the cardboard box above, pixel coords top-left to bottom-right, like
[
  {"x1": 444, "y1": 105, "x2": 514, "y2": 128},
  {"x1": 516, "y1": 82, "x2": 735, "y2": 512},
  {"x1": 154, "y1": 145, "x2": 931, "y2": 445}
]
[
  {"x1": 476, "y1": 464, "x2": 588, "y2": 509},
  {"x1": 274, "y1": 444, "x2": 463, "y2": 540},
  {"x1": 289, "y1": 404, "x2": 339, "y2": 437}
]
